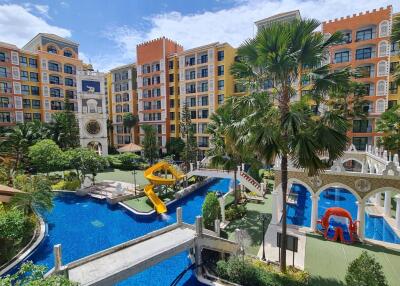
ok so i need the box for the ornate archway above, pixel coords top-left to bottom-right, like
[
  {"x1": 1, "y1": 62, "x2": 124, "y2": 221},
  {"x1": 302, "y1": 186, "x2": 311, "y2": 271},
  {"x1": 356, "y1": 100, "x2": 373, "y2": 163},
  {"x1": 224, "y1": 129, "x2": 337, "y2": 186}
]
[{"x1": 87, "y1": 141, "x2": 102, "y2": 155}]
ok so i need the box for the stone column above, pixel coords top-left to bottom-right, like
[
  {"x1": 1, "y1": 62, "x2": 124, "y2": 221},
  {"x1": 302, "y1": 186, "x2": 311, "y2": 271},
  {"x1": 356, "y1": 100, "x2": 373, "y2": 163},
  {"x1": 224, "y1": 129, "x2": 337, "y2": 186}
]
[
  {"x1": 271, "y1": 190, "x2": 279, "y2": 225},
  {"x1": 384, "y1": 191, "x2": 392, "y2": 217},
  {"x1": 190, "y1": 162, "x2": 194, "y2": 171},
  {"x1": 310, "y1": 194, "x2": 319, "y2": 232},
  {"x1": 195, "y1": 216, "x2": 203, "y2": 276},
  {"x1": 241, "y1": 163, "x2": 245, "y2": 172},
  {"x1": 54, "y1": 244, "x2": 62, "y2": 272},
  {"x1": 375, "y1": 193, "x2": 382, "y2": 207},
  {"x1": 357, "y1": 201, "x2": 365, "y2": 241},
  {"x1": 219, "y1": 197, "x2": 225, "y2": 224},
  {"x1": 176, "y1": 207, "x2": 182, "y2": 225},
  {"x1": 214, "y1": 219, "x2": 221, "y2": 237},
  {"x1": 395, "y1": 195, "x2": 400, "y2": 230}
]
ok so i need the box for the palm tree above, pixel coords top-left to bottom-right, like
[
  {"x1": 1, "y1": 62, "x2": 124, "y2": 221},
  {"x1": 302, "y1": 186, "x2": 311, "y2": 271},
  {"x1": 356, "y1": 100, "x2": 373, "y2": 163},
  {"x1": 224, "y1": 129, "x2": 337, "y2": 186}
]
[
  {"x1": 392, "y1": 14, "x2": 400, "y2": 84},
  {"x1": 123, "y1": 113, "x2": 139, "y2": 143},
  {"x1": 230, "y1": 19, "x2": 351, "y2": 272},
  {"x1": 11, "y1": 175, "x2": 54, "y2": 215}
]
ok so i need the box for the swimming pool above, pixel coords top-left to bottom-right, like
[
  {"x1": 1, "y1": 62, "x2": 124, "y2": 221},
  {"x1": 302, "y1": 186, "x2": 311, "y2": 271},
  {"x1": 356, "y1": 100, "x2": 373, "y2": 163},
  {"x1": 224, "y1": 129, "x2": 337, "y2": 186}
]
[
  {"x1": 286, "y1": 184, "x2": 400, "y2": 244},
  {"x1": 7, "y1": 178, "x2": 231, "y2": 285}
]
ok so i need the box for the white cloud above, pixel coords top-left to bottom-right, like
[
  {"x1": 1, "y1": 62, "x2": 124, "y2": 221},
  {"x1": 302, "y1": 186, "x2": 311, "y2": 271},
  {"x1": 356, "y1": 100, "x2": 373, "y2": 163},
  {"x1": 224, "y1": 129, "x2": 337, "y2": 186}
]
[
  {"x1": 33, "y1": 4, "x2": 50, "y2": 18},
  {"x1": 0, "y1": 4, "x2": 71, "y2": 47},
  {"x1": 105, "y1": 0, "x2": 397, "y2": 67}
]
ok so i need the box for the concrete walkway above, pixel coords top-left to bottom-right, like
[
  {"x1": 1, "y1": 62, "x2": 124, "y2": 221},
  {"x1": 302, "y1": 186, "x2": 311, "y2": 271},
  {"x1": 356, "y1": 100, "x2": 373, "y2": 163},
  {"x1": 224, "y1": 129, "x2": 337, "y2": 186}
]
[{"x1": 258, "y1": 224, "x2": 307, "y2": 270}]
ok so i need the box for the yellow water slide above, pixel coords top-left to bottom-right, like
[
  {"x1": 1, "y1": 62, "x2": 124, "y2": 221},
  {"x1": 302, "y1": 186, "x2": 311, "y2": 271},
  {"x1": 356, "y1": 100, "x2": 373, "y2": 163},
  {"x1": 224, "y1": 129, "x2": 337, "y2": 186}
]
[{"x1": 143, "y1": 161, "x2": 185, "y2": 213}]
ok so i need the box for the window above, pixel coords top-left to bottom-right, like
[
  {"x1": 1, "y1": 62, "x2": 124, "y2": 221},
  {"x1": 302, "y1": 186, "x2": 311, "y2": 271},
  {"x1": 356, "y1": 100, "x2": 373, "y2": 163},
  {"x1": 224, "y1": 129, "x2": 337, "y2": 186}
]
[
  {"x1": 353, "y1": 120, "x2": 370, "y2": 133},
  {"x1": 170, "y1": 112, "x2": 175, "y2": 120},
  {"x1": 390, "y1": 62, "x2": 399, "y2": 73},
  {"x1": 23, "y1": 99, "x2": 31, "y2": 108},
  {"x1": 20, "y1": 56, "x2": 27, "y2": 65},
  {"x1": 169, "y1": 74, "x2": 174, "y2": 82},
  {"x1": 32, "y1": 100, "x2": 41, "y2": 109},
  {"x1": 51, "y1": 101, "x2": 63, "y2": 110},
  {"x1": 190, "y1": 97, "x2": 196, "y2": 107},
  {"x1": 171, "y1": 124, "x2": 175, "y2": 132},
  {"x1": 189, "y1": 70, "x2": 196, "y2": 80},
  {"x1": 218, "y1": 80, "x2": 224, "y2": 90},
  {"x1": 0, "y1": 52, "x2": 5, "y2": 62},
  {"x1": 64, "y1": 65, "x2": 73, "y2": 74},
  {"x1": 31, "y1": 86, "x2": 40, "y2": 95},
  {"x1": 352, "y1": 137, "x2": 368, "y2": 151},
  {"x1": 200, "y1": 82, "x2": 208, "y2": 92},
  {"x1": 30, "y1": 72, "x2": 39, "y2": 82},
  {"x1": 66, "y1": 90, "x2": 75, "y2": 99},
  {"x1": 0, "y1": 82, "x2": 10, "y2": 93},
  {"x1": 169, "y1": 99, "x2": 175, "y2": 108},
  {"x1": 21, "y1": 71, "x2": 29, "y2": 81},
  {"x1": 123, "y1": 104, "x2": 129, "y2": 112},
  {"x1": 47, "y1": 46, "x2": 58, "y2": 54},
  {"x1": 199, "y1": 109, "x2": 209, "y2": 119},
  {"x1": 65, "y1": 78, "x2": 74, "y2": 86},
  {"x1": 217, "y1": 65, "x2": 224, "y2": 76},
  {"x1": 217, "y1": 50, "x2": 224, "y2": 61},
  {"x1": 49, "y1": 75, "x2": 60, "y2": 85},
  {"x1": 29, "y1": 58, "x2": 37, "y2": 68},
  {"x1": 190, "y1": 110, "x2": 196, "y2": 119},
  {"x1": 218, "y1": 94, "x2": 224, "y2": 105},
  {"x1": 24, "y1": 113, "x2": 32, "y2": 121},
  {"x1": 201, "y1": 96, "x2": 208, "y2": 106},
  {"x1": 0, "y1": 97, "x2": 9, "y2": 108},
  {"x1": 376, "y1": 100, "x2": 385, "y2": 113},
  {"x1": 22, "y1": 85, "x2": 30, "y2": 95},
  {"x1": 356, "y1": 47, "x2": 372, "y2": 60},
  {"x1": 116, "y1": 115, "x2": 123, "y2": 123},
  {"x1": 168, "y1": 60, "x2": 174, "y2": 69},
  {"x1": 169, "y1": 86, "x2": 174, "y2": 95},
  {"x1": 33, "y1": 113, "x2": 41, "y2": 120},
  {"x1": 64, "y1": 50, "x2": 73, "y2": 57},
  {"x1": 187, "y1": 84, "x2": 196, "y2": 93},
  {"x1": 0, "y1": 112, "x2": 11, "y2": 123},
  {"x1": 334, "y1": 51, "x2": 350, "y2": 63},
  {"x1": 388, "y1": 100, "x2": 397, "y2": 109},
  {"x1": 50, "y1": 88, "x2": 61, "y2": 98},
  {"x1": 356, "y1": 28, "x2": 373, "y2": 42},
  {"x1": 49, "y1": 62, "x2": 60, "y2": 72},
  {"x1": 342, "y1": 32, "x2": 352, "y2": 44},
  {"x1": 200, "y1": 54, "x2": 208, "y2": 64},
  {"x1": 390, "y1": 82, "x2": 398, "y2": 94},
  {"x1": 200, "y1": 68, "x2": 208, "y2": 78},
  {"x1": 0, "y1": 67, "x2": 7, "y2": 77},
  {"x1": 122, "y1": 93, "x2": 129, "y2": 101}
]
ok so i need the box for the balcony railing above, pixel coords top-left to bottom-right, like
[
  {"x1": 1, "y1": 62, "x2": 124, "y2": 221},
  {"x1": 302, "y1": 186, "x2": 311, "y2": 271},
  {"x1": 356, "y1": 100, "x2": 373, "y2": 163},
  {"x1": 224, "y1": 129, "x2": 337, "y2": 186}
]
[
  {"x1": 197, "y1": 87, "x2": 208, "y2": 93},
  {"x1": 197, "y1": 73, "x2": 208, "y2": 78},
  {"x1": 0, "y1": 103, "x2": 13, "y2": 108},
  {"x1": 185, "y1": 75, "x2": 196, "y2": 80},
  {"x1": 186, "y1": 88, "x2": 196, "y2": 94},
  {"x1": 0, "y1": 87, "x2": 12, "y2": 94}
]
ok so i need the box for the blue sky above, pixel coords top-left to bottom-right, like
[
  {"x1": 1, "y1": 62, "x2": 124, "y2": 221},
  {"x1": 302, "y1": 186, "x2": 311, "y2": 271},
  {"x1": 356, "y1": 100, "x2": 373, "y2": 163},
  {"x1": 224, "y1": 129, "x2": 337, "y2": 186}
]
[{"x1": 0, "y1": 0, "x2": 398, "y2": 71}]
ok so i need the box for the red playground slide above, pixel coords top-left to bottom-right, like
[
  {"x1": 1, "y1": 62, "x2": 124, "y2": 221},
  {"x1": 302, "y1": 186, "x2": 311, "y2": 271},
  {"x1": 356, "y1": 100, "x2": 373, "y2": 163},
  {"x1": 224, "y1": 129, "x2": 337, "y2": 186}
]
[{"x1": 317, "y1": 207, "x2": 358, "y2": 244}]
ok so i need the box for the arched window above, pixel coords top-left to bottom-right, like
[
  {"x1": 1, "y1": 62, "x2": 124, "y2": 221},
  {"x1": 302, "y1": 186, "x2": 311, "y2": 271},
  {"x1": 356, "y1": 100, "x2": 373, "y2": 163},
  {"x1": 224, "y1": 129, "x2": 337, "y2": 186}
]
[
  {"x1": 47, "y1": 45, "x2": 58, "y2": 54},
  {"x1": 123, "y1": 104, "x2": 129, "y2": 112},
  {"x1": 377, "y1": 80, "x2": 387, "y2": 96},
  {"x1": 116, "y1": 115, "x2": 122, "y2": 123},
  {"x1": 64, "y1": 49, "x2": 73, "y2": 58},
  {"x1": 122, "y1": 93, "x2": 129, "y2": 101},
  {"x1": 378, "y1": 41, "x2": 389, "y2": 57},
  {"x1": 377, "y1": 61, "x2": 388, "y2": 77},
  {"x1": 376, "y1": 99, "x2": 385, "y2": 113},
  {"x1": 87, "y1": 99, "x2": 98, "y2": 113},
  {"x1": 116, "y1": 105, "x2": 122, "y2": 113},
  {"x1": 379, "y1": 20, "x2": 389, "y2": 37},
  {"x1": 115, "y1": 94, "x2": 121, "y2": 102}
]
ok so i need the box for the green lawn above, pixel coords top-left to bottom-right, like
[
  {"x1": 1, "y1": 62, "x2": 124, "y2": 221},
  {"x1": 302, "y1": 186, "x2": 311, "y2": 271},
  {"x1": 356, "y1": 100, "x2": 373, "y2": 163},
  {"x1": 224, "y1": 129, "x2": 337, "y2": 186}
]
[
  {"x1": 305, "y1": 233, "x2": 400, "y2": 286},
  {"x1": 123, "y1": 196, "x2": 153, "y2": 213},
  {"x1": 97, "y1": 169, "x2": 148, "y2": 186},
  {"x1": 224, "y1": 194, "x2": 272, "y2": 256}
]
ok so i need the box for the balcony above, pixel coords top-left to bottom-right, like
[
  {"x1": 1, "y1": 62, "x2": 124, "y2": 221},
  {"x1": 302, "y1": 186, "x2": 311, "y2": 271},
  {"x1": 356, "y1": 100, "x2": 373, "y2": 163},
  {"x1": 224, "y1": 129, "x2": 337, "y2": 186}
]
[
  {"x1": 197, "y1": 86, "x2": 208, "y2": 93},
  {"x1": 185, "y1": 58, "x2": 196, "y2": 67},
  {"x1": 185, "y1": 74, "x2": 196, "y2": 80},
  {"x1": 0, "y1": 103, "x2": 13, "y2": 108},
  {"x1": 186, "y1": 88, "x2": 196, "y2": 94},
  {"x1": 0, "y1": 87, "x2": 12, "y2": 94},
  {"x1": 197, "y1": 58, "x2": 208, "y2": 65},
  {"x1": 0, "y1": 72, "x2": 12, "y2": 79},
  {"x1": 197, "y1": 72, "x2": 208, "y2": 78}
]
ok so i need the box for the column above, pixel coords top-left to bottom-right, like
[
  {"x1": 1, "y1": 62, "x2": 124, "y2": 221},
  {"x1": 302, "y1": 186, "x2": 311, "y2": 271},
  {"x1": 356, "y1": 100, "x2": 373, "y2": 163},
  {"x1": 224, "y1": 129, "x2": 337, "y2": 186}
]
[
  {"x1": 219, "y1": 196, "x2": 225, "y2": 224},
  {"x1": 384, "y1": 191, "x2": 392, "y2": 217},
  {"x1": 54, "y1": 244, "x2": 63, "y2": 272},
  {"x1": 357, "y1": 201, "x2": 365, "y2": 241},
  {"x1": 176, "y1": 207, "x2": 182, "y2": 225},
  {"x1": 375, "y1": 193, "x2": 382, "y2": 207},
  {"x1": 310, "y1": 194, "x2": 319, "y2": 232},
  {"x1": 395, "y1": 195, "x2": 400, "y2": 230},
  {"x1": 271, "y1": 190, "x2": 279, "y2": 225}
]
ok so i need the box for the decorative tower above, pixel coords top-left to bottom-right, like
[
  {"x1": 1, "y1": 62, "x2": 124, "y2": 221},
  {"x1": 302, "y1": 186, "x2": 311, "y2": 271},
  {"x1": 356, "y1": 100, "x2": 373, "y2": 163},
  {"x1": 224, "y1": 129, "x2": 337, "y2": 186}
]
[{"x1": 76, "y1": 64, "x2": 108, "y2": 155}]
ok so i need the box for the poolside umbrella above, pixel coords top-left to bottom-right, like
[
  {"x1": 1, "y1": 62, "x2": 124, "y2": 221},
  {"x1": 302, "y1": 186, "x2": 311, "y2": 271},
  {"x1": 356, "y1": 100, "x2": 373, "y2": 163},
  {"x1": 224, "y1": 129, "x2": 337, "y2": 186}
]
[{"x1": 117, "y1": 143, "x2": 143, "y2": 153}]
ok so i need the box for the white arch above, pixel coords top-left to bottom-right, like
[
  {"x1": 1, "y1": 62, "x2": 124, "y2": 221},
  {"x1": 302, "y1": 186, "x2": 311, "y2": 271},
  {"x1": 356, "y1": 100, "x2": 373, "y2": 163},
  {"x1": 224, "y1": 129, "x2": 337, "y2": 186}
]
[
  {"x1": 379, "y1": 20, "x2": 390, "y2": 37},
  {"x1": 342, "y1": 158, "x2": 364, "y2": 172},
  {"x1": 274, "y1": 178, "x2": 315, "y2": 195},
  {"x1": 362, "y1": 187, "x2": 400, "y2": 204},
  {"x1": 378, "y1": 40, "x2": 389, "y2": 57},
  {"x1": 377, "y1": 61, "x2": 388, "y2": 77},
  {"x1": 316, "y1": 182, "x2": 362, "y2": 201},
  {"x1": 376, "y1": 99, "x2": 386, "y2": 113},
  {"x1": 376, "y1": 79, "x2": 387, "y2": 96}
]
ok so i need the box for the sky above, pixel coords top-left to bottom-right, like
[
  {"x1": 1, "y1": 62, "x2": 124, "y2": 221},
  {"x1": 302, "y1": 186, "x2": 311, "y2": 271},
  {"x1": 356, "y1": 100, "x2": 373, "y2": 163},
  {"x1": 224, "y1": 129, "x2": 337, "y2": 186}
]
[{"x1": 0, "y1": 0, "x2": 398, "y2": 71}]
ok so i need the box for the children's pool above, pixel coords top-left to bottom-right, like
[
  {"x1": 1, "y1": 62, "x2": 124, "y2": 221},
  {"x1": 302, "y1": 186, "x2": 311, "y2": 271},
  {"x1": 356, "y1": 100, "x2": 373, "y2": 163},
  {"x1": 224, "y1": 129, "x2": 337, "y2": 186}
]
[
  {"x1": 286, "y1": 184, "x2": 400, "y2": 244},
  {"x1": 6, "y1": 178, "x2": 231, "y2": 285}
]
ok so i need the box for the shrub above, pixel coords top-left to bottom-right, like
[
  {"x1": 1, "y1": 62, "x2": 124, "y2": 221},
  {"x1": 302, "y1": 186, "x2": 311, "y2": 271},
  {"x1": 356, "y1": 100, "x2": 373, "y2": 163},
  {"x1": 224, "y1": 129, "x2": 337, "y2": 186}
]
[
  {"x1": 202, "y1": 192, "x2": 221, "y2": 230},
  {"x1": 345, "y1": 251, "x2": 388, "y2": 286},
  {"x1": 225, "y1": 204, "x2": 246, "y2": 221},
  {"x1": 52, "y1": 179, "x2": 81, "y2": 191}
]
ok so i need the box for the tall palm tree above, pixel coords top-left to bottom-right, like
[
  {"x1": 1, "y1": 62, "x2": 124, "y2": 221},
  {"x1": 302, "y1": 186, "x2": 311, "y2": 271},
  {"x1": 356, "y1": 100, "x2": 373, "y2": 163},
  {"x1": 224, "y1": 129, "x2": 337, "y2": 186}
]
[{"x1": 230, "y1": 19, "x2": 351, "y2": 272}]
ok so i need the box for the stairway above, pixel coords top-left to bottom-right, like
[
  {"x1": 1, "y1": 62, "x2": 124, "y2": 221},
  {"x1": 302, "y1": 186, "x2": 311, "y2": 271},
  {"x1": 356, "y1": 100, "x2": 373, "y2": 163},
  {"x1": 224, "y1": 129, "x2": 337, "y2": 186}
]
[{"x1": 238, "y1": 171, "x2": 262, "y2": 196}]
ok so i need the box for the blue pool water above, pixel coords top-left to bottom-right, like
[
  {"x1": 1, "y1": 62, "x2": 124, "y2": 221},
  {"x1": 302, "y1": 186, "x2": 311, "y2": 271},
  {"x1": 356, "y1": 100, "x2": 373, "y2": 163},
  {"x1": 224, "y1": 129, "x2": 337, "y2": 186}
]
[
  {"x1": 286, "y1": 184, "x2": 400, "y2": 244},
  {"x1": 7, "y1": 178, "x2": 231, "y2": 285}
]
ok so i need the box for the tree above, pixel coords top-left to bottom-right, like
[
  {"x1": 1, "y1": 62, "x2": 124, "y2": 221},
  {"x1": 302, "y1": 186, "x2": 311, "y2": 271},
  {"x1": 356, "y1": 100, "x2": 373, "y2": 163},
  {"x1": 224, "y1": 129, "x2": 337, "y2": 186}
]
[
  {"x1": 66, "y1": 148, "x2": 108, "y2": 184},
  {"x1": 202, "y1": 192, "x2": 221, "y2": 230},
  {"x1": 376, "y1": 105, "x2": 400, "y2": 154},
  {"x1": 166, "y1": 137, "x2": 185, "y2": 160},
  {"x1": 0, "y1": 261, "x2": 77, "y2": 285},
  {"x1": 47, "y1": 98, "x2": 80, "y2": 150},
  {"x1": 230, "y1": 19, "x2": 350, "y2": 272},
  {"x1": 29, "y1": 139, "x2": 65, "y2": 175},
  {"x1": 345, "y1": 251, "x2": 388, "y2": 286},
  {"x1": 123, "y1": 113, "x2": 139, "y2": 143},
  {"x1": 392, "y1": 14, "x2": 400, "y2": 84},
  {"x1": 142, "y1": 125, "x2": 159, "y2": 164},
  {"x1": 180, "y1": 102, "x2": 198, "y2": 169},
  {"x1": 11, "y1": 175, "x2": 54, "y2": 215}
]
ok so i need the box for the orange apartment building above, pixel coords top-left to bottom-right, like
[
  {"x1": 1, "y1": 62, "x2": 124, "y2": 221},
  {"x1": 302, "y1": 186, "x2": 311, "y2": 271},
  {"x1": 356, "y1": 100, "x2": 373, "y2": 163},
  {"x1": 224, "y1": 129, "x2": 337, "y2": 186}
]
[
  {"x1": 323, "y1": 6, "x2": 393, "y2": 150},
  {"x1": 136, "y1": 38, "x2": 183, "y2": 151},
  {"x1": 0, "y1": 33, "x2": 82, "y2": 127}
]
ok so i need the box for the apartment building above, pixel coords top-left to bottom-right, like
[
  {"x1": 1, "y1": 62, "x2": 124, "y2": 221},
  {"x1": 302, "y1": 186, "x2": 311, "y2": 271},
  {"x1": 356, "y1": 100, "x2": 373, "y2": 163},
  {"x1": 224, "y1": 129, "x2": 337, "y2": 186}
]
[
  {"x1": 177, "y1": 42, "x2": 236, "y2": 158},
  {"x1": 0, "y1": 33, "x2": 82, "y2": 127},
  {"x1": 322, "y1": 6, "x2": 393, "y2": 150},
  {"x1": 136, "y1": 38, "x2": 183, "y2": 151},
  {"x1": 108, "y1": 64, "x2": 138, "y2": 148},
  {"x1": 255, "y1": 10, "x2": 301, "y2": 31}
]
